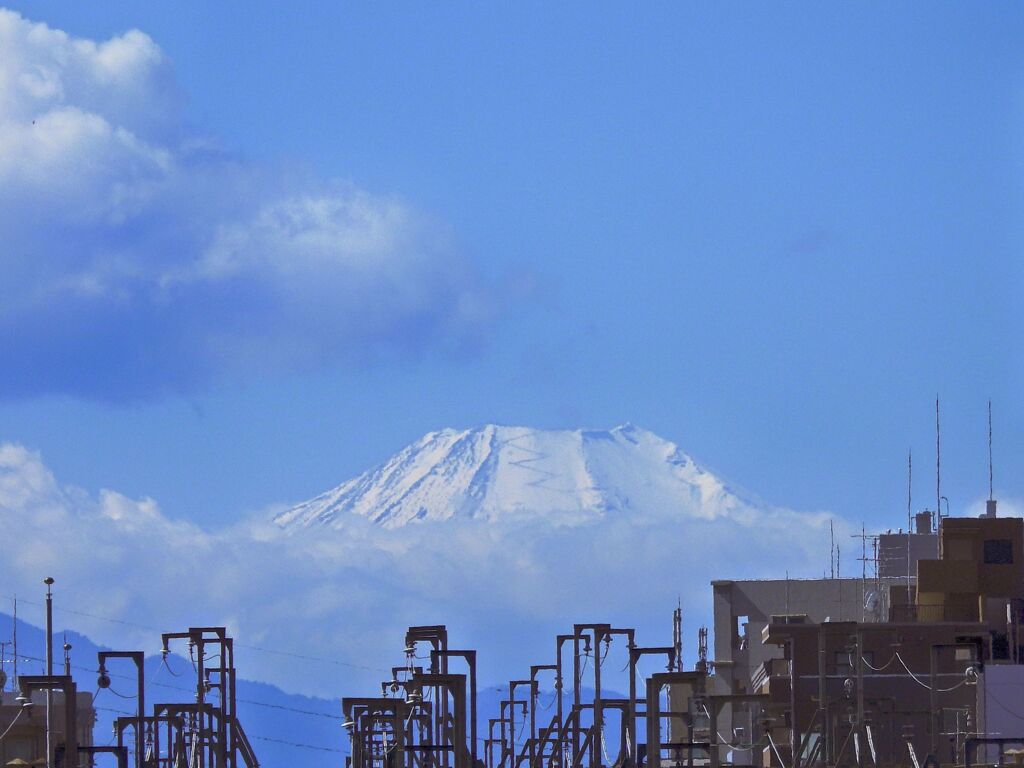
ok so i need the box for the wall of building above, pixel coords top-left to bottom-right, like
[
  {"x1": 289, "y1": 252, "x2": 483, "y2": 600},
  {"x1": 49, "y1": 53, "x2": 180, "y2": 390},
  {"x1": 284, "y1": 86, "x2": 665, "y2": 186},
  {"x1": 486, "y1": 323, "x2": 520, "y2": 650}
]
[
  {"x1": 977, "y1": 664, "x2": 1024, "y2": 762},
  {"x1": 712, "y1": 578, "x2": 910, "y2": 693},
  {"x1": 0, "y1": 691, "x2": 94, "y2": 767},
  {"x1": 878, "y1": 532, "x2": 938, "y2": 579},
  {"x1": 710, "y1": 577, "x2": 909, "y2": 753}
]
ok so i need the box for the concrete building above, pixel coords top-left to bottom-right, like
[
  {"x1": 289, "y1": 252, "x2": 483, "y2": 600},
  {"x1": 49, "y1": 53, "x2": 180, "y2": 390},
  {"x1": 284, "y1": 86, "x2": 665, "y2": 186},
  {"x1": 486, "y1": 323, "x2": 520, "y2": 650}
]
[
  {"x1": 877, "y1": 512, "x2": 940, "y2": 579},
  {"x1": 916, "y1": 515, "x2": 1023, "y2": 635},
  {"x1": 712, "y1": 577, "x2": 913, "y2": 699},
  {"x1": 761, "y1": 617, "x2": 986, "y2": 767},
  {"x1": 0, "y1": 689, "x2": 95, "y2": 767},
  {"x1": 697, "y1": 506, "x2": 1024, "y2": 767}
]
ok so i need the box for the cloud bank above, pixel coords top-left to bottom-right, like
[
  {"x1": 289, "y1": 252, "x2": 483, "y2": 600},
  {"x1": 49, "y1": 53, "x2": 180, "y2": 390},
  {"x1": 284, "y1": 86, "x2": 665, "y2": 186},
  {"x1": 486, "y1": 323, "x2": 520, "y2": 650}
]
[
  {"x1": 0, "y1": 9, "x2": 489, "y2": 400},
  {"x1": 0, "y1": 441, "x2": 841, "y2": 698}
]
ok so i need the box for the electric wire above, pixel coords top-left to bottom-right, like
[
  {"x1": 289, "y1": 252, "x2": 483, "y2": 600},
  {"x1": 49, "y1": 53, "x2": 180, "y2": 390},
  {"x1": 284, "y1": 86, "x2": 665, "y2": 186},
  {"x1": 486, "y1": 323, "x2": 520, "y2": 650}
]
[
  {"x1": 0, "y1": 707, "x2": 25, "y2": 742},
  {"x1": 985, "y1": 690, "x2": 1024, "y2": 722},
  {"x1": 251, "y1": 735, "x2": 347, "y2": 754},
  {"x1": 161, "y1": 655, "x2": 182, "y2": 677},
  {"x1": 894, "y1": 652, "x2": 968, "y2": 692},
  {"x1": 767, "y1": 732, "x2": 789, "y2": 768},
  {"x1": 700, "y1": 705, "x2": 766, "y2": 752},
  {"x1": 598, "y1": 639, "x2": 611, "y2": 669},
  {"x1": 1, "y1": 594, "x2": 386, "y2": 672},
  {"x1": 860, "y1": 654, "x2": 896, "y2": 672},
  {"x1": 94, "y1": 705, "x2": 133, "y2": 716},
  {"x1": 15, "y1": 651, "x2": 344, "y2": 721},
  {"x1": 600, "y1": 726, "x2": 612, "y2": 766},
  {"x1": 102, "y1": 686, "x2": 138, "y2": 700},
  {"x1": 537, "y1": 691, "x2": 557, "y2": 711},
  {"x1": 578, "y1": 652, "x2": 589, "y2": 682}
]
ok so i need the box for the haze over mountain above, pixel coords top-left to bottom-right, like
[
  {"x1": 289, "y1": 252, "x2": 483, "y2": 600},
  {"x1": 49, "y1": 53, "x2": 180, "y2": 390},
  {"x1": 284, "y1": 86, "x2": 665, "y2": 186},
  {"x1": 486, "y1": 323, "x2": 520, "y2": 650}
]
[
  {"x1": 276, "y1": 424, "x2": 761, "y2": 530},
  {"x1": 0, "y1": 423, "x2": 837, "y2": 702},
  {"x1": 0, "y1": 612, "x2": 345, "y2": 768}
]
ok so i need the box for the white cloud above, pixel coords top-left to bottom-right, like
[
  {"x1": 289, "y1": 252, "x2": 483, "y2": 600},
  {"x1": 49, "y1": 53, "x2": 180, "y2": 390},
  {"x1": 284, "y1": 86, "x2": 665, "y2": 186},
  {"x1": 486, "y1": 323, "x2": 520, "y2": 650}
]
[
  {"x1": 0, "y1": 9, "x2": 491, "y2": 400},
  {"x1": 966, "y1": 495, "x2": 1024, "y2": 518},
  {"x1": 0, "y1": 442, "x2": 842, "y2": 698}
]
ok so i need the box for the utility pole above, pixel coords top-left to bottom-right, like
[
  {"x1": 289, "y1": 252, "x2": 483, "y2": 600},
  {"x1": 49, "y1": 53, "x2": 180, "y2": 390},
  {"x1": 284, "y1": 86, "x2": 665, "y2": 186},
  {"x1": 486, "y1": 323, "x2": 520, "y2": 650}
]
[
  {"x1": 44, "y1": 577, "x2": 54, "y2": 768},
  {"x1": 11, "y1": 596, "x2": 16, "y2": 694},
  {"x1": 0, "y1": 641, "x2": 8, "y2": 692}
]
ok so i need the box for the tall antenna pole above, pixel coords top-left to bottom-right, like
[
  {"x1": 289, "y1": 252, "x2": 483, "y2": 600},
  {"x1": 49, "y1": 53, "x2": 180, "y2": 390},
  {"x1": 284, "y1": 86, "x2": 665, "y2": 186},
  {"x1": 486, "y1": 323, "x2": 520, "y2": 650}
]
[
  {"x1": 935, "y1": 396, "x2": 941, "y2": 525},
  {"x1": 45, "y1": 577, "x2": 54, "y2": 768},
  {"x1": 837, "y1": 544, "x2": 842, "y2": 617},
  {"x1": 830, "y1": 520, "x2": 835, "y2": 579},
  {"x1": 861, "y1": 523, "x2": 867, "y2": 622},
  {"x1": 989, "y1": 399, "x2": 994, "y2": 502},
  {"x1": 907, "y1": 450, "x2": 912, "y2": 605},
  {"x1": 908, "y1": 450, "x2": 913, "y2": 531},
  {"x1": 672, "y1": 599, "x2": 683, "y2": 672},
  {"x1": 12, "y1": 595, "x2": 16, "y2": 693}
]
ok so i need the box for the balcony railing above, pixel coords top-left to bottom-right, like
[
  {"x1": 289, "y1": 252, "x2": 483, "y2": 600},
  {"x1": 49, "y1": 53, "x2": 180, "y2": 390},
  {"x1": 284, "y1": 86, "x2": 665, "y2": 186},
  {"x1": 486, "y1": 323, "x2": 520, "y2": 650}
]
[{"x1": 889, "y1": 604, "x2": 979, "y2": 623}]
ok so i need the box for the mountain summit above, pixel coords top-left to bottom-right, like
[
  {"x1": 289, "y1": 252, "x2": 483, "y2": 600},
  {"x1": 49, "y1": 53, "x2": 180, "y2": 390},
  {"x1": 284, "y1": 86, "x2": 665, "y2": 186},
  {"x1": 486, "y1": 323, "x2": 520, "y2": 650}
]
[{"x1": 274, "y1": 424, "x2": 759, "y2": 530}]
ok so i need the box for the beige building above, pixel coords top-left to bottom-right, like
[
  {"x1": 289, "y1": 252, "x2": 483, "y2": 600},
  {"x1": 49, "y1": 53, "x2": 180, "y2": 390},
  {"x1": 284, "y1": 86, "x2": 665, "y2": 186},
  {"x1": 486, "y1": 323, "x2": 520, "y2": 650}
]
[{"x1": 0, "y1": 690, "x2": 95, "y2": 768}]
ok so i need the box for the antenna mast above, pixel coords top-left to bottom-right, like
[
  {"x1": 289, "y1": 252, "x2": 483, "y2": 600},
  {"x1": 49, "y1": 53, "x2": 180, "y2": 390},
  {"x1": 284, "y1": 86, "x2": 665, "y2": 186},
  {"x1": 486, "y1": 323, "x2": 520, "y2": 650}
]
[
  {"x1": 672, "y1": 599, "x2": 683, "y2": 672},
  {"x1": 935, "y1": 396, "x2": 941, "y2": 525},
  {"x1": 12, "y1": 596, "x2": 16, "y2": 692},
  {"x1": 830, "y1": 520, "x2": 835, "y2": 579},
  {"x1": 989, "y1": 399, "x2": 994, "y2": 501},
  {"x1": 907, "y1": 450, "x2": 912, "y2": 603}
]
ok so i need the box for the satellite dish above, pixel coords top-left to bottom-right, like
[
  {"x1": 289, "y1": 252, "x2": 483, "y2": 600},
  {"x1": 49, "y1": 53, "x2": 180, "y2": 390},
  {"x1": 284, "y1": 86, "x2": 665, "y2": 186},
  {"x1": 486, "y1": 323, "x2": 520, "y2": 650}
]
[{"x1": 864, "y1": 590, "x2": 881, "y2": 620}]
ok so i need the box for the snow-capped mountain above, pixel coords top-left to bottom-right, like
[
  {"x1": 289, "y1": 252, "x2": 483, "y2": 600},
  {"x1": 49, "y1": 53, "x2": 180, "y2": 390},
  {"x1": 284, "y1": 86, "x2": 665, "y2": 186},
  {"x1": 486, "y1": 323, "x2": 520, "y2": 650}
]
[{"x1": 274, "y1": 423, "x2": 760, "y2": 530}]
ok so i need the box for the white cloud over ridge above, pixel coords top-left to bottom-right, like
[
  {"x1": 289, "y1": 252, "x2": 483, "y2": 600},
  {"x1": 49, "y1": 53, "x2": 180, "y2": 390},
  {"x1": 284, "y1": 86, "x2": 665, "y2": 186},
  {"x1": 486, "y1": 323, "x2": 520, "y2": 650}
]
[
  {"x1": 0, "y1": 9, "x2": 490, "y2": 400},
  {"x1": 0, "y1": 441, "x2": 841, "y2": 698}
]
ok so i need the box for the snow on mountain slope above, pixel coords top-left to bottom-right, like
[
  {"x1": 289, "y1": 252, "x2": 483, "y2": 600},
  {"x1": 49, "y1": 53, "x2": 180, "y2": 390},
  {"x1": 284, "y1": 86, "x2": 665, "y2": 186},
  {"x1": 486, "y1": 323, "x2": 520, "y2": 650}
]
[{"x1": 274, "y1": 424, "x2": 760, "y2": 530}]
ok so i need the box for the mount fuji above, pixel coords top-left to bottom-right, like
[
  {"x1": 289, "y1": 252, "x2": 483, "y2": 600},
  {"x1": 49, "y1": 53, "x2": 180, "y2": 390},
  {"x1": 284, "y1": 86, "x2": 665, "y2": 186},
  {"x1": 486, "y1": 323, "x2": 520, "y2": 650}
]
[{"x1": 274, "y1": 423, "x2": 762, "y2": 530}]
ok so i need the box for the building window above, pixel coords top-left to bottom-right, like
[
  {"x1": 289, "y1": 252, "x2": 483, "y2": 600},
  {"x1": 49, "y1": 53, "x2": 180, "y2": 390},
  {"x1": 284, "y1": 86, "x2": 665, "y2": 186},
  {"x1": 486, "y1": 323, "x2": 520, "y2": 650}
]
[
  {"x1": 834, "y1": 651, "x2": 852, "y2": 675},
  {"x1": 984, "y1": 539, "x2": 1014, "y2": 564}
]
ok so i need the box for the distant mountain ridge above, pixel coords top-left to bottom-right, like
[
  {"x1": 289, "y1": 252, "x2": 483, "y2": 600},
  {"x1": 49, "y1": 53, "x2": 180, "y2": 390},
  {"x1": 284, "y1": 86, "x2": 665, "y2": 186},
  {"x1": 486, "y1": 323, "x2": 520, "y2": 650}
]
[
  {"x1": 0, "y1": 613, "x2": 343, "y2": 768},
  {"x1": 0, "y1": 613, "x2": 613, "y2": 768},
  {"x1": 275, "y1": 423, "x2": 760, "y2": 530}
]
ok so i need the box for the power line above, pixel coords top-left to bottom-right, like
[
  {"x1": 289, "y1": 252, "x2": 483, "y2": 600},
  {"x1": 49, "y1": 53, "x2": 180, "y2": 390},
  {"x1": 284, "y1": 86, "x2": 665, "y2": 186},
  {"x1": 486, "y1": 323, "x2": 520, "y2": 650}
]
[
  {"x1": 94, "y1": 705, "x2": 133, "y2": 716},
  {"x1": 15, "y1": 651, "x2": 344, "y2": 722},
  {"x1": 1, "y1": 594, "x2": 386, "y2": 672},
  {"x1": 235, "y1": 641, "x2": 385, "y2": 672},
  {"x1": 2, "y1": 595, "x2": 161, "y2": 632},
  {"x1": 251, "y1": 735, "x2": 347, "y2": 754},
  {"x1": 237, "y1": 697, "x2": 343, "y2": 720}
]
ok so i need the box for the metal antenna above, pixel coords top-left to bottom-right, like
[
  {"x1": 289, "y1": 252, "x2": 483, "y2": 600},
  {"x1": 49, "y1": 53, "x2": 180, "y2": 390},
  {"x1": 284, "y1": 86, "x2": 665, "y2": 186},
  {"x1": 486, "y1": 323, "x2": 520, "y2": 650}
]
[
  {"x1": 860, "y1": 523, "x2": 866, "y2": 622},
  {"x1": 11, "y1": 595, "x2": 16, "y2": 693},
  {"x1": 830, "y1": 520, "x2": 835, "y2": 579},
  {"x1": 907, "y1": 449, "x2": 913, "y2": 530},
  {"x1": 935, "y1": 396, "x2": 941, "y2": 524},
  {"x1": 672, "y1": 599, "x2": 682, "y2": 672},
  {"x1": 989, "y1": 399, "x2": 994, "y2": 501},
  {"x1": 907, "y1": 449, "x2": 912, "y2": 603},
  {"x1": 45, "y1": 577, "x2": 54, "y2": 768}
]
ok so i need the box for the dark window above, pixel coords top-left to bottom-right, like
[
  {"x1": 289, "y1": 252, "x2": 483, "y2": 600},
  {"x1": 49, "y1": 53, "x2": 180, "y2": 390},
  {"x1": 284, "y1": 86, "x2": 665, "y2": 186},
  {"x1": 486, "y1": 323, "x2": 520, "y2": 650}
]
[
  {"x1": 833, "y1": 651, "x2": 851, "y2": 675},
  {"x1": 992, "y1": 633, "x2": 1010, "y2": 660},
  {"x1": 984, "y1": 539, "x2": 1014, "y2": 564}
]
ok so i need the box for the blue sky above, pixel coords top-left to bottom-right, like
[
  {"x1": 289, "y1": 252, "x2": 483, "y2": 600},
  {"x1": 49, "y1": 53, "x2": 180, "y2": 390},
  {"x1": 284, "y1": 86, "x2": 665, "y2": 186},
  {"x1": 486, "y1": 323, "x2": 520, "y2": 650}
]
[{"x1": 1, "y1": 1, "x2": 1022, "y2": 534}]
